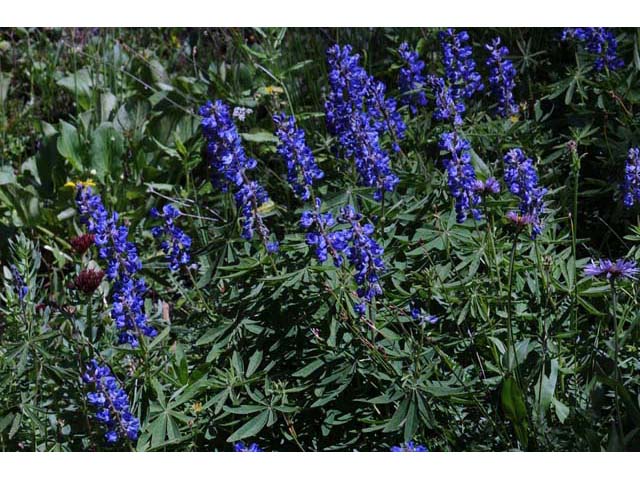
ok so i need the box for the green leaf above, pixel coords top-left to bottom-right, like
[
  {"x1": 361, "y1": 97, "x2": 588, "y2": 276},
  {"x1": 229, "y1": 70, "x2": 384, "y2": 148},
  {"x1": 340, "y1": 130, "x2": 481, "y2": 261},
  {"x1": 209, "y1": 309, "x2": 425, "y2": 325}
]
[
  {"x1": 501, "y1": 377, "x2": 528, "y2": 448},
  {"x1": 552, "y1": 397, "x2": 569, "y2": 424},
  {"x1": 57, "y1": 121, "x2": 83, "y2": 172},
  {"x1": 90, "y1": 122, "x2": 125, "y2": 180},
  {"x1": 226, "y1": 409, "x2": 269, "y2": 442},
  {"x1": 241, "y1": 131, "x2": 278, "y2": 143},
  {"x1": 292, "y1": 359, "x2": 324, "y2": 378},
  {"x1": 246, "y1": 350, "x2": 263, "y2": 378}
]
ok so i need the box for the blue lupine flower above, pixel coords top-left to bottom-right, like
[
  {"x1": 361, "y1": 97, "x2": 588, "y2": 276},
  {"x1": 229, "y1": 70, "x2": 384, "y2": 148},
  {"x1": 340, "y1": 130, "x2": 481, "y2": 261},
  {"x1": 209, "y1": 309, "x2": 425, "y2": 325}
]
[
  {"x1": 76, "y1": 186, "x2": 156, "y2": 347},
  {"x1": 273, "y1": 113, "x2": 324, "y2": 201},
  {"x1": 366, "y1": 78, "x2": 407, "y2": 148},
  {"x1": 234, "y1": 441, "x2": 262, "y2": 452},
  {"x1": 622, "y1": 147, "x2": 640, "y2": 208},
  {"x1": 439, "y1": 29, "x2": 484, "y2": 100},
  {"x1": 338, "y1": 205, "x2": 385, "y2": 316},
  {"x1": 485, "y1": 37, "x2": 519, "y2": 118},
  {"x1": 325, "y1": 44, "x2": 370, "y2": 143},
  {"x1": 439, "y1": 132, "x2": 482, "y2": 223},
  {"x1": 325, "y1": 44, "x2": 404, "y2": 200},
  {"x1": 9, "y1": 264, "x2": 28, "y2": 302},
  {"x1": 410, "y1": 305, "x2": 439, "y2": 325},
  {"x1": 503, "y1": 148, "x2": 547, "y2": 238},
  {"x1": 349, "y1": 115, "x2": 400, "y2": 201},
  {"x1": 561, "y1": 28, "x2": 624, "y2": 71},
  {"x1": 390, "y1": 441, "x2": 428, "y2": 452},
  {"x1": 150, "y1": 204, "x2": 192, "y2": 271},
  {"x1": 83, "y1": 359, "x2": 140, "y2": 444},
  {"x1": 398, "y1": 42, "x2": 427, "y2": 114},
  {"x1": 200, "y1": 100, "x2": 277, "y2": 251},
  {"x1": 300, "y1": 198, "x2": 348, "y2": 267},
  {"x1": 429, "y1": 76, "x2": 466, "y2": 127},
  {"x1": 583, "y1": 258, "x2": 639, "y2": 281}
]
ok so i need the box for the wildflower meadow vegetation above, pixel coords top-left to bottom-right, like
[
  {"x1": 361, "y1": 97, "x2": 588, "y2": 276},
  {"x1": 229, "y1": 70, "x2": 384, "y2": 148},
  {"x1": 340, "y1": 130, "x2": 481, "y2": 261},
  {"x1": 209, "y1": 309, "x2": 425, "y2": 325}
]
[{"x1": 2, "y1": 27, "x2": 640, "y2": 452}]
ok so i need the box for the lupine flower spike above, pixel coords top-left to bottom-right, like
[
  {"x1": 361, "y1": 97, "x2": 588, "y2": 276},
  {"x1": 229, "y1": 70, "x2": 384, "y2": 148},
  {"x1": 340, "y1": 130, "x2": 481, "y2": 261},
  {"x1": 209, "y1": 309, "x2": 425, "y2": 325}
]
[
  {"x1": 485, "y1": 37, "x2": 519, "y2": 118},
  {"x1": 83, "y1": 359, "x2": 140, "y2": 444},
  {"x1": 439, "y1": 28, "x2": 484, "y2": 100},
  {"x1": 439, "y1": 132, "x2": 482, "y2": 223},
  {"x1": 622, "y1": 147, "x2": 640, "y2": 208},
  {"x1": 503, "y1": 148, "x2": 547, "y2": 238},
  {"x1": 325, "y1": 44, "x2": 404, "y2": 200},
  {"x1": 76, "y1": 186, "x2": 156, "y2": 347},
  {"x1": 200, "y1": 100, "x2": 278, "y2": 252},
  {"x1": 273, "y1": 113, "x2": 324, "y2": 202},
  {"x1": 397, "y1": 42, "x2": 427, "y2": 114},
  {"x1": 561, "y1": 28, "x2": 624, "y2": 71},
  {"x1": 150, "y1": 204, "x2": 192, "y2": 271}
]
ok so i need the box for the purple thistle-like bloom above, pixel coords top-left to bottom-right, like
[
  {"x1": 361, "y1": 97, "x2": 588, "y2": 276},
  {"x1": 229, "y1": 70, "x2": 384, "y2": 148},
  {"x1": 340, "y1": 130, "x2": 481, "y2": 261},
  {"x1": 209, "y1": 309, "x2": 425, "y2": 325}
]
[
  {"x1": 338, "y1": 205, "x2": 385, "y2": 316},
  {"x1": 440, "y1": 29, "x2": 484, "y2": 100},
  {"x1": 200, "y1": 100, "x2": 277, "y2": 251},
  {"x1": 234, "y1": 441, "x2": 262, "y2": 452},
  {"x1": 485, "y1": 37, "x2": 519, "y2": 118},
  {"x1": 300, "y1": 198, "x2": 348, "y2": 267},
  {"x1": 273, "y1": 113, "x2": 324, "y2": 202},
  {"x1": 474, "y1": 177, "x2": 501, "y2": 195},
  {"x1": 76, "y1": 186, "x2": 156, "y2": 347},
  {"x1": 390, "y1": 441, "x2": 428, "y2": 452},
  {"x1": 325, "y1": 44, "x2": 404, "y2": 200},
  {"x1": 561, "y1": 28, "x2": 624, "y2": 71},
  {"x1": 429, "y1": 75, "x2": 466, "y2": 127},
  {"x1": 583, "y1": 258, "x2": 639, "y2": 281},
  {"x1": 150, "y1": 204, "x2": 192, "y2": 271},
  {"x1": 83, "y1": 359, "x2": 140, "y2": 444},
  {"x1": 9, "y1": 264, "x2": 28, "y2": 302},
  {"x1": 398, "y1": 42, "x2": 427, "y2": 115},
  {"x1": 622, "y1": 147, "x2": 640, "y2": 208},
  {"x1": 503, "y1": 148, "x2": 547, "y2": 238},
  {"x1": 439, "y1": 132, "x2": 482, "y2": 223}
]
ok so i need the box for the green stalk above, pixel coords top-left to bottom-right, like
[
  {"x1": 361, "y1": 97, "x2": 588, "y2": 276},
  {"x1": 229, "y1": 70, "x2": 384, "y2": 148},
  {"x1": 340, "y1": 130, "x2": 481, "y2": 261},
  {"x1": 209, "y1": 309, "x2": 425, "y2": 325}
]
[
  {"x1": 610, "y1": 279, "x2": 624, "y2": 447},
  {"x1": 507, "y1": 231, "x2": 522, "y2": 389}
]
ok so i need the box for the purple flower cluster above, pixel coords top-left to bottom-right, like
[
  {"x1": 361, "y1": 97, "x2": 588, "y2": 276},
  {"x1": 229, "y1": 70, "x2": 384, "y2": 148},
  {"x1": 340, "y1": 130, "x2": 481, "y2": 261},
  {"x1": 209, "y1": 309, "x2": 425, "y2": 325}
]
[
  {"x1": 273, "y1": 113, "x2": 324, "y2": 202},
  {"x1": 150, "y1": 204, "x2": 192, "y2": 271},
  {"x1": 429, "y1": 76, "x2": 466, "y2": 127},
  {"x1": 200, "y1": 100, "x2": 278, "y2": 251},
  {"x1": 440, "y1": 29, "x2": 484, "y2": 100},
  {"x1": 439, "y1": 132, "x2": 482, "y2": 223},
  {"x1": 583, "y1": 258, "x2": 639, "y2": 281},
  {"x1": 397, "y1": 42, "x2": 427, "y2": 114},
  {"x1": 338, "y1": 206, "x2": 385, "y2": 316},
  {"x1": 474, "y1": 177, "x2": 501, "y2": 196},
  {"x1": 390, "y1": 441, "x2": 428, "y2": 452},
  {"x1": 300, "y1": 198, "x2": 346, "y2": 267},
  {"x1": 410, "y1": 305, "x2": 439, "y2": 326},
  {"x1": 76, "y1": 186, "x2": 156, "y2": 347},
  {"x1": 561, "y1": 28, "x2": 624, "y2": 71},
  {"x1": 325, "y1": 44, "x2": 404, "y2": 201},
  {"x1": 9, "y1": 264, "x2": 28, "y2": 302},
  {"x1": 234, "y1": 441, "x2": 262, "y2": 452},
  {"x1": 503, "y1": 148, "x2": 547, "y2": 238},
  {"x1": 622, "y1": 147, "x2": 640, "y2": 208},
  {"x1": 83, "y1": 359, "x2": 140, "y2": 444},
  {"x1": 485, "y1": 37, "x2": 519, "y2": 118},
  {"x1": 300, "y1": 202, "x2": 385, "y2": 316}
]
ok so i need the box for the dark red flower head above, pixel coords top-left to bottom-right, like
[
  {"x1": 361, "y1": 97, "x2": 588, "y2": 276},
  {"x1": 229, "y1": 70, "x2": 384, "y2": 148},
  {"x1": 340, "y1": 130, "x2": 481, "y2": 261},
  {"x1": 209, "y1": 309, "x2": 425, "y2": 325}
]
[
  {"x1": 75, "y1": 269, "x2": 105, "y2": 294},
  {"x1": 70, "y1": 234, "x2": 95, "y2": 255}
]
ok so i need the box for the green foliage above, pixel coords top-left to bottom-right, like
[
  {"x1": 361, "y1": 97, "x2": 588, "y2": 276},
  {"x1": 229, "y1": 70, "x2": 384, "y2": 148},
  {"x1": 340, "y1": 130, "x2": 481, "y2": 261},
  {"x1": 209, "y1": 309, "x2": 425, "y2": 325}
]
[{"x1": 1, "y1": 27, "x2": 640, "y2": 452}]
